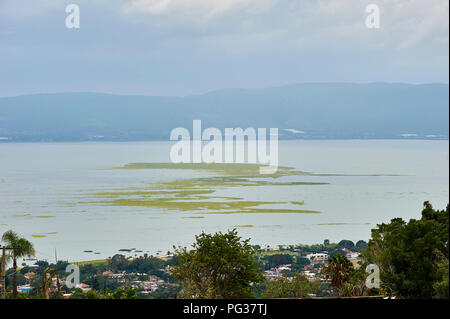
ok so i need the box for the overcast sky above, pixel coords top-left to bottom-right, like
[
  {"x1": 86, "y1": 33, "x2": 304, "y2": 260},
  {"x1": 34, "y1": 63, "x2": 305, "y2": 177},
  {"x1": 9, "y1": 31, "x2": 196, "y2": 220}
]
[{"x1": 0, "y1": 0, "x2": 448, "y2": 97}]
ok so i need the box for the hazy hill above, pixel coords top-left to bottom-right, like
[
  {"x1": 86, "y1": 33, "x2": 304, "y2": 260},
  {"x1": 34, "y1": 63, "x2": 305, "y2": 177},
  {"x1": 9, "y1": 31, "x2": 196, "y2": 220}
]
[{"x1": 0, "y1": 83, "x2": 448, "y2": 141}]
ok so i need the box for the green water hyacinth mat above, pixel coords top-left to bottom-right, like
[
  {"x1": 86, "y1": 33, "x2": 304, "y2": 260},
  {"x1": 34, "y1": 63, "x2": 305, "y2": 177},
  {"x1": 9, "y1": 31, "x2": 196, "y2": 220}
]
[{"x1": 79, "y1": 163, "x2": 399, "y2": 215}]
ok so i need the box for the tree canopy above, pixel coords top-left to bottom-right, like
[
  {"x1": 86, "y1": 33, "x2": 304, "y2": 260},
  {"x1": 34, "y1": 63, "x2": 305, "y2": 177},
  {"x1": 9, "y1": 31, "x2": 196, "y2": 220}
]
[
  {"x1": 365, "y1": 201, "x2": 449, "y2": 298},
  {"x1": 263, "y1": 274, "x2": 320, "y2": 298},
  {"x1": 171, "y1": 229, "x2": 264, "y2": 298}
]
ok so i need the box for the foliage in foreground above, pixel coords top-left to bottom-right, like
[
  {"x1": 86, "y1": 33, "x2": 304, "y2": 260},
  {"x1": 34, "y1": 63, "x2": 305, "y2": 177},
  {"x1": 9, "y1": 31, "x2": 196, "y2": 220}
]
[
  {"x1": 69, "y1": 288, "x2": 139, "y2": 299},
  {"x1": 171, "y1": 229, "x2": 264, "y2": 298},
  {"x1": 365, "y1": 201, "x2": 449, "y2": 298},
  {"x1": 323, "y1": 253, "x2": 368, "y2": 297},
  {"x1": 1, "y1": 230, "x2": 36, "y2": 299},
  {"x1": 2, "y1": 201, "x2": 448, "y2": 299},
  {"x1": 262, "y1": 274, "x2": 321, "y2": 298}
]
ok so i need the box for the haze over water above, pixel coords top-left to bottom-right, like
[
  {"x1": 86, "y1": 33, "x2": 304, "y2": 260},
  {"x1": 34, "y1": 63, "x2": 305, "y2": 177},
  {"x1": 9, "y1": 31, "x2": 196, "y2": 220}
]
[{"x1": 0, "y1": 140, "x2": 448, "y2": 262}]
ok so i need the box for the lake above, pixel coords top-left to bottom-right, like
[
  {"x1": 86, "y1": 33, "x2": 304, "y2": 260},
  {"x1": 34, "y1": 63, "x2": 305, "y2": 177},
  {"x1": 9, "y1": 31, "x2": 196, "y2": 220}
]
[{"x1": 0, "y1": 140, "x2": 448, "y2": 262}]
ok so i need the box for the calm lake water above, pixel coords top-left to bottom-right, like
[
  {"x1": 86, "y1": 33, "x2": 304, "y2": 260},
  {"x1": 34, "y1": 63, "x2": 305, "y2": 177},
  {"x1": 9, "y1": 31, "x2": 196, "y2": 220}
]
[{"x1": 0, "y1": 140, "x2": 448, "y2": 262}]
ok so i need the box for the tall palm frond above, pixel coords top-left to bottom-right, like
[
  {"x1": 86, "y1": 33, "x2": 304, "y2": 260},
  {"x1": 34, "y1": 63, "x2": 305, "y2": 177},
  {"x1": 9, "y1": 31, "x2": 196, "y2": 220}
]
[{"x1": 1, "y1": 230, "x2": 35, "y2": 299}]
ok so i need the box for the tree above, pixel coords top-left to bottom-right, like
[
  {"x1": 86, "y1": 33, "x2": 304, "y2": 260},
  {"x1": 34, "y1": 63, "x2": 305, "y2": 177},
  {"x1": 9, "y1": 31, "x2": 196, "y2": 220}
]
[
  {"x1": 262, "y1": 254, "x2": 294, "y2": 270},
  {"x1": 171, "y1": 229, "x2": 264, "y2": 298},
  {"x1": 330, "y1": 249, "x2": 347, "y2": 257},
  {"x1": 433, "y1": 255, "x2": 449, "y2": 299},
  {"x1": 323, "y1": 253, "x2": 354, "y2": 296},
  {"x1": 109, "y1": 254, "x2": 128, "y2": 271},
  {"x1": 108, "y1": 288, "x2": 139, "y2": 299},
  {"x1": 1, "y1": 230, "x2": 35, "y2": 299},
  {"x1": 263, "y1": 274, "x2": 320, "y2": 298},
  {"x1": 337, "y1": 240, "x2": 355, "y2": 250},
  {"x1": 0, "y1": 250, "x2": 11, "y2": 294},
  {"x1": 148, "y1": 284, "x2": 181, "y2": 299},
  {"x1": 339, "y1": 261, "x2": 367, "y2": 297},
  {"x1": 292, "y1": 256, "x2": 310, "y2": 271},
  {"x1": 355, "y1": 240, "x2": 368, "y2": 251},
  {"x1": 40, "y1": 267, "x2": 53, "y2": 299},
  {"x1": 365, "y1": 202, "x2": 449, "y2": 298},
  {"x1": 40, "y1": 267, "x2": 61, "y2": 299},
  {"x1": 71, "y1": 288, "x2": 139, "y2": 299}
]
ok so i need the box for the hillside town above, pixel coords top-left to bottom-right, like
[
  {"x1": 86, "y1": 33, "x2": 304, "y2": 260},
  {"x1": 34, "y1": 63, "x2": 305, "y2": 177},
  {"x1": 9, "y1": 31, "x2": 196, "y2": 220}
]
[
  {"x1": 4, "y1": 239, "x2": 365, "y2": 299},
  {"x1": 3, "y1": 200, "x2": 448, "y2": 301}
]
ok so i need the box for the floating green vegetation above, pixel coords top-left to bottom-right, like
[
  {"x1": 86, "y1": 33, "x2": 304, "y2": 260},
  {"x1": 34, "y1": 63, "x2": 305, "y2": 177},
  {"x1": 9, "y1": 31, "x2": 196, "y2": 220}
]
[
  {"x1": 34, "y1": 215, "x2": 56, "y2": 219},
  {"x1": 91, "y1": 189, "x2": 216, "y2": 197},
  {"x1": 183, "y1": 216, "x2": 205, "y2": 219},
  {"x1": 113, "y1": 162, "x2": 309, "y2": 178},
  {"x1": 235, "y1": 225, "x2": 254, "y2": 228},
  {"x1": 150, "y1": 177, "x2": 327, "y2": 189},
  {"x1": 80, "y1": 162, "x2": 401, "y2": 216},
  {"x1": 113, "y1": 162, "x2": 400, "y2": 178},
  {"x1": 197, "y1": 208, "x2": 320, "y2": 215},
  {"x1": 13, "y1": 213, "x2": 31, "y2": 217},
  {"x1": 89, "y1": 198, "x2": 282, "y2": 211},
  {"x1": 30, "y1": 232, "x2": 57, "y2": 237},
  {"x1": 81, "y1": 164, "x2": 326, "y2": 214},
  {"x1": 290, "y1": 201, "x2": 304, "y2": 206}
]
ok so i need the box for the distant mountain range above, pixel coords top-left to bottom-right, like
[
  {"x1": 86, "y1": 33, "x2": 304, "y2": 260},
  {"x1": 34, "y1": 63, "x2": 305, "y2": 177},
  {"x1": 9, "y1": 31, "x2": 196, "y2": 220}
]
[{"x1": 0, "y1": 83, "x2": 448, "y2": 141}]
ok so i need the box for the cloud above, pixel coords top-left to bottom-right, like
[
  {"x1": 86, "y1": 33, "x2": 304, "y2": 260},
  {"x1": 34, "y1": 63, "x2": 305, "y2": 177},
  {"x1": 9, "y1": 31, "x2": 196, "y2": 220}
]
[
  {"x1": 0, "y1": 0, "x2": 447, "y2": 96},
  {"x1": 0, "y1": 0, "x2": 64, "y2": 20},
  {"x1": 122, "y1": 0, "x2": 276, "y2": 17},
  {"x1": 392, "y1": 0, "x2": 449, "y2": 49},
  {"x1": 1, "y1": 0, "x2": 447, "y2": 52},
  {"x1": 117, "y1": 0, "x2": 449, "y2": 53},
  {"x1": 120, "y1": 0, "x2": 279, "y2": 35}
]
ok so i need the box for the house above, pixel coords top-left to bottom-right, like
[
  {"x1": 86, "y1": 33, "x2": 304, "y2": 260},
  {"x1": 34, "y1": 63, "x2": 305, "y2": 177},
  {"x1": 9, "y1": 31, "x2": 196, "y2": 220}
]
[
  {"x1": 263, "y1": 270, "x2": 283, "y2": 280},
  {"x1": 24, "y1": 272, "x2": 36, "y2": 280},
  {"x1": 343, "y1": 248, "x2": 360, "y2": 260},
  {"x1": 277, "y1": 264, "x2": 291, "y2": 272},
  {"x1": 302, "y1": 271, "x2": 316, "y2": 281},
  {"x1": 107, "y1": 272, "x2": 125, "y2": 279},
  {"x1": 75, "y1": 283, "x2": 91, "y2": 292},
  {"x1": 17, "y1": 285, "x2": 32, "y2": 293},
  {"x1": 306, "y1": 253, "x2": 329, "y2": 263},
  {"x1": 148, "y1": 275, "x2": 160, "y2": 281}
]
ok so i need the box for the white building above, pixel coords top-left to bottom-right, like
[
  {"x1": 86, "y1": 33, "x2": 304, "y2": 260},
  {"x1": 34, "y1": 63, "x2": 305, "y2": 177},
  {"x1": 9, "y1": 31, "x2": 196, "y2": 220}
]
[{"x1": 306, "y1": 253, "x2": 329, "y2": 263}]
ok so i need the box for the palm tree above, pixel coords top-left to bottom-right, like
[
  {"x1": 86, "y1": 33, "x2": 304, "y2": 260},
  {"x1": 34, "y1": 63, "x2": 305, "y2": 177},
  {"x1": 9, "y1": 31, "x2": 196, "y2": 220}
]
[
  {"x1": 1, "y1": 230, "x2": 36, "y2": 299},
  {"x1": 323, "y1": 253, "x2": 354, "y2": 296},
  {"x1": 40, "y1": 267, "x2": 60, "y2": 299},
  {"x1": 0, "y1": 252, "x2": 11, "y2": 298},
  {"x1": 40, "y1": 267, "x2": 51, "y2": 299}
]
